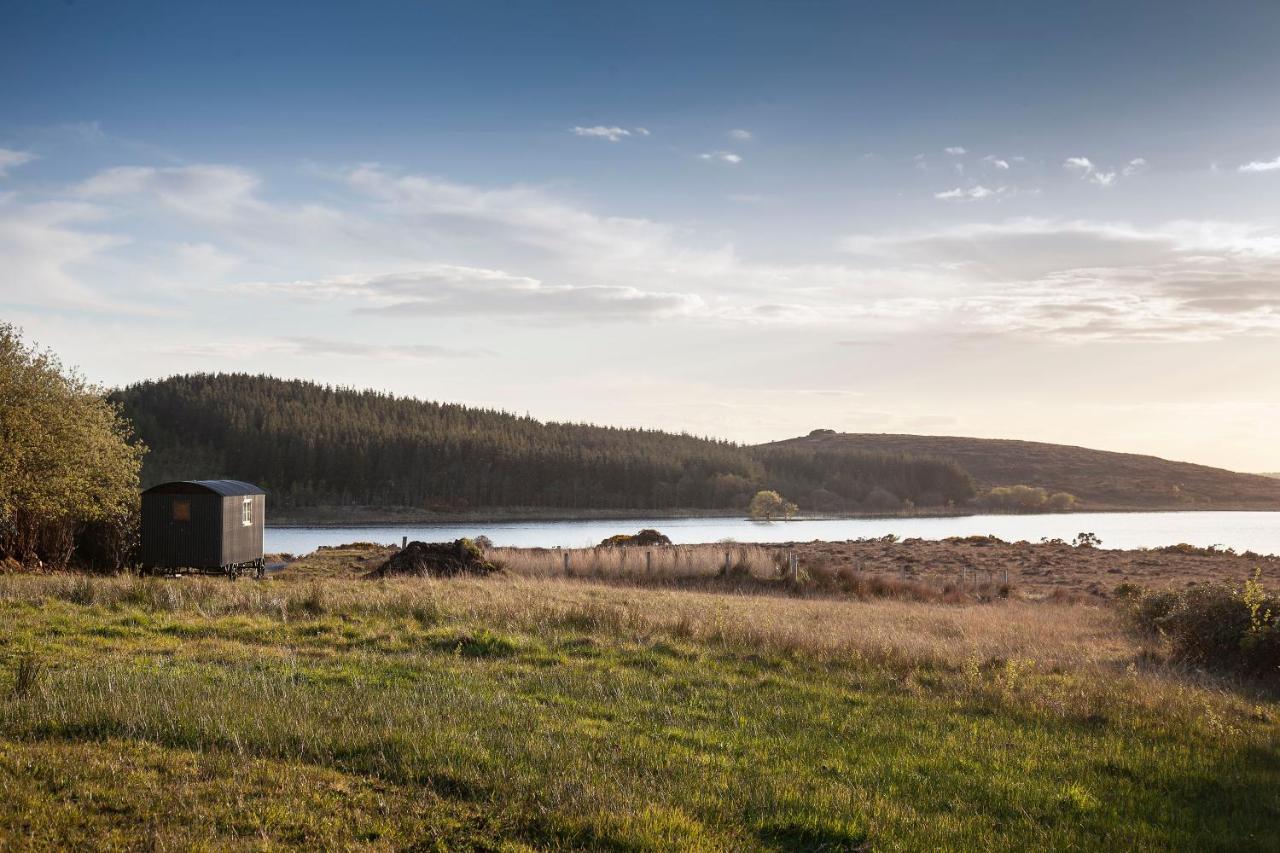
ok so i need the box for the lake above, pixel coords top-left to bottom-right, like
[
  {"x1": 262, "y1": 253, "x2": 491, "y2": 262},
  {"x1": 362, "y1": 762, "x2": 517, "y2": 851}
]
[{"x1": 266, "y1": 511, "x2": 1280, "y2": 556}]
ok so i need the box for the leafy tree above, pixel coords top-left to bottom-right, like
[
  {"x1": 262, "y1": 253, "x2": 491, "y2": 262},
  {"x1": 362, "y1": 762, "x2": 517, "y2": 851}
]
[
  {"x1": 0, "y1": 325, "x2": 144, "y2": 569},
  {"x1": 748, "y1": 490, "x2": 797, "y2": 520}
]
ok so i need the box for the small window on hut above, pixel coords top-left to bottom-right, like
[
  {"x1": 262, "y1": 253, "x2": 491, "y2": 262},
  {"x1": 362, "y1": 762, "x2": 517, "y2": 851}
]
[
  {"x1": 172, "y1": 500, "x2": 191, "y2": 522},
  {"x1": 242, "y1": 497, "x2": 253, "y2": 527}
]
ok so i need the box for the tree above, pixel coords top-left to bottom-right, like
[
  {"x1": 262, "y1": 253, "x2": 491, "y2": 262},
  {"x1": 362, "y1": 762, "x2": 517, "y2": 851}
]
[
  {"x1": 748, "y1": 490, "x2": 797, "y2": 521},
  {"x1": 0, "y1": 325, "x2": 144, "y2": 570}
]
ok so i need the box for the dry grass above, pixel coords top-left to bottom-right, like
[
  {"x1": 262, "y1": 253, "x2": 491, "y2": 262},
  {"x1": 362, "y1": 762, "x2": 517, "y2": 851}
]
[{"x1": 3, "y1": 571, "x2": 1279, "y2": 850}]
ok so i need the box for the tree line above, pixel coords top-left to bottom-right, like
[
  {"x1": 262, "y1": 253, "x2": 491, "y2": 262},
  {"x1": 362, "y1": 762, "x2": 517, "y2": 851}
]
[{"x1": 112, "y1": 373, "x2": 976, "y2": 513}]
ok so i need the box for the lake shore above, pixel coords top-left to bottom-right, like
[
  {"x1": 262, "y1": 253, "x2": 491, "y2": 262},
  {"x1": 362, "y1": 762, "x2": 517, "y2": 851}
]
[
  {"x1": 264, "y1": 501, "x2": 1280, "y2": 527},
  {"x1": 274, "y1": 536, "x2": 1280, "y2": 598}
]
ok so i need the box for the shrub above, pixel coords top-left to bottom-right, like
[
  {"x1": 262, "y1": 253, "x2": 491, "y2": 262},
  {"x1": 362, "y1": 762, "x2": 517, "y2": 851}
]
[
  {"x1": 1118, "y1": 573, "x2": 1280, "y2": 677},
  {"x1": 0, "y1": 324, "x2": 144, "y2": 571},
  {"x1": 748, "y1": 491, "x2": 798, "y2": 521},
  {"x1": 981, "y1": 485, "x2": 1049, "y2": 511}
]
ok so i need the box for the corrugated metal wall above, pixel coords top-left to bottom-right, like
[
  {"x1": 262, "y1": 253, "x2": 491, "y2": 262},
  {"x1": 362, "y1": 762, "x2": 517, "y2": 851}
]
[
  {"x1": 140, "y1": 493, "x2": 224, "y2": 569},
  {"x1": 220, "y1": 494, "x2": 265, "y2": 565}
]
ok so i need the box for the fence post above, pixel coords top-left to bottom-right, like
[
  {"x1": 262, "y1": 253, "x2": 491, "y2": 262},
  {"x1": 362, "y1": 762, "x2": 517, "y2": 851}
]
[
  {"x1": 402, "y1": 535, "x2": 407, "y2": 548},
  {"x1": 1003, "y1": 568, "x2": 1009, "y2": 585},
  {"x1": 563, "y1": 551, "x2": 570, "y2": 573},
  {"x1": 646, "y1": 551, "x2": 652, "y2": 574},
  {"x1": 724, "y1": 551, "x2": 731, "y2": 574},
  {"x1": 789, "y1": 550, "x2": 799, "y2": 582}
]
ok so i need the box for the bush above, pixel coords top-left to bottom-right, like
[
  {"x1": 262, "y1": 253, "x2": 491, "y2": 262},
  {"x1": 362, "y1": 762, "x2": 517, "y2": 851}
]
[
  {"x1": 1118, "y1": 573, "x2": 1280, "y2": 677},
  {"x1": 0, "y1": 324, "x2": 144, "y2": 571},
  {"x1": 600, "y1": 529, "x2": 673, "y2": 547}
]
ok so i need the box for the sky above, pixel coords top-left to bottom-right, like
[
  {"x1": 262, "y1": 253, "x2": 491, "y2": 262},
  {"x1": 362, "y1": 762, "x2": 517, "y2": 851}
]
[{"x1": 2, "y1": 1, "x2": 1280, "y2": 472}]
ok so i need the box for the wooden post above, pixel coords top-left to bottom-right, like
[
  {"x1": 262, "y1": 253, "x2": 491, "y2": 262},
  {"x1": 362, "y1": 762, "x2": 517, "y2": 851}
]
[
  {"x1": 724, "y1": 551, "x2": 731, "y2": 574},
  {"x1": 401, "y1": 535, "x2": 407, "y2": 548},
  {"x1": 563, "y1": 551, "x2": 570, "y2": 573},
  {"x1": 646, "y1": 551, "x2": 652, "y2": 574},
  {"x1": 789, "y1": 551, "x2": 799, "y2": 582},
  {"x1": 1003, "y1": 568, "x2": 1009, "y2": 585}
]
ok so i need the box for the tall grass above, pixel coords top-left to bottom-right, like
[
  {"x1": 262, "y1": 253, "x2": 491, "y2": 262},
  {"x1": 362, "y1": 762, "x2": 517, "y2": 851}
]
[
  {"x1": 489, "y1": 543, "x2": 780, "y2": 580},
  {"x1": 2, "y1": 573, "x2": 1278, "y2": 850}
]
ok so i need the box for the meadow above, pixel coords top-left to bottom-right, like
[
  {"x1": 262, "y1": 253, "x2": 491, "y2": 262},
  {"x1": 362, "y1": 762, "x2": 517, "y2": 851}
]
[{"x1": 1, "y1": 549, "x2": 1278, "y2": 850}]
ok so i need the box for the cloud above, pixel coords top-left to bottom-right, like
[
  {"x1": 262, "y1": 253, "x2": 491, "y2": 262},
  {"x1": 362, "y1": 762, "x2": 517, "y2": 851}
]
[
  {"x1": 944, "y1": 146, "x2": 967, "y2": 156},
  {"x1": 0, "y1": 195, "x2": 129, "y2": 310},
  {"x1": 1239, "y1": 155, "x2": 1280, "y2": 173},
  {"x1": 1063, "y1": 156, "x2": 1145, "y2": 187},
  {"x1": 841, "y1": 217, "x2": 1280, "y2": 341},
  {"x1": 699, "y1": 150, "x2": 743, "y2": 165},
  {"x1": 0, "y1": 148, "x2": 37, "y2": 177},
  {"x1": 569, "y1": 126, "x2": 640, "y2": 142},
  {"x1": 981, "y1": 155, "x2": 1010, "y2": 170},
  {"x1": 933, "y1": 185, "x2": 1009, "y2": 201},
  {"x1": 243, "y1": 266, "x2": 706, "y2": 322},
  {"x1": 1122, "y1": 157, "x2": 1148, "y2": 176},
  {"x1": 160, "y1": 336, "x2": 491, "y2": 361},
  {"x1": 728, "y1": 128, "x2": 753, "y2": 141}
]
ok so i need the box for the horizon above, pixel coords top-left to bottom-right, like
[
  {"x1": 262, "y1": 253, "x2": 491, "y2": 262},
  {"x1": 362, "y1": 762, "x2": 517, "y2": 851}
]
[{"x1": 4, "y1": 1, "x2": 1280, "y2": 471}]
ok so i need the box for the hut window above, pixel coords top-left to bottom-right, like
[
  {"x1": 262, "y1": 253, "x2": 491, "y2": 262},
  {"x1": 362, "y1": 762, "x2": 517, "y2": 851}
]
[
  {"x1": 172, "y1": 500, "x2": 191, "y2": 522},
  {"x1": 242, "y1": 497, "x2": 253, "y2": 526}
]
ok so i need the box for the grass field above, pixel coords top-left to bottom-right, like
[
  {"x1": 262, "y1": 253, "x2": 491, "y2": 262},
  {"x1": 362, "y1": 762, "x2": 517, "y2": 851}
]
[{"x1": 2, "y1": 555, "x2": 1279, "y2": 850}]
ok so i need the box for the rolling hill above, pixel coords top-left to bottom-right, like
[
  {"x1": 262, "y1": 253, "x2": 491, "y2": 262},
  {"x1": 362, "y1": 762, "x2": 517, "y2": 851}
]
[
  {"x1": 759, "y1": 432, "x2": 1280, "y2": 511},
  {"x1": 110, "y1": 375, "x2": 973, "y2": 513}
]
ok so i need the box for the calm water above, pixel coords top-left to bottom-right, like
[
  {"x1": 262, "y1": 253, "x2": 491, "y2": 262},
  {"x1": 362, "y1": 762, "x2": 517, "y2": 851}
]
[{"x1": 266, "y1": 511, "x2": 1280, "y2": 556}]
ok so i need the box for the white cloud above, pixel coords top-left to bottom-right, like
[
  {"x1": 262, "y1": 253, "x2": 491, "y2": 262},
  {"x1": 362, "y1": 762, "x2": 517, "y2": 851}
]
[
  {"x1": 982, "y1": 155, "x2": 1010, "y2": 170},
  {"x1": 841, "y1": 217, "x2": 1280, "y2": 341},
  {"x1": 699, "y1": 150, "x2": 742, "y2": 165},
  {"x1": 0, "y1": 148, "x2": 37, "y2": 177},
  {"x1": 633, "y1": 127, "x2": 651, "y2": 136},
  {"x1": 944, "y1": 146, "x2": 967, "y2": 156},
  {"x1": 933, "y1": 185, "x2": 1009, "y2": 201},
  {"x1": 570, "y1": 126, "x2": 632, "y2": 142},
  {"x1": 728, "y1": 128, "x2": 753, "y2": 141},
  {"x1": 1062, "y1": 155, "x2": 1142, "y2": 187},
  {"x1": 1239, "y1": 155, "x2": 1280, "y2": 173},
  {"x1": 243, "y1": 266, "x2": 706, "y2": 322}
]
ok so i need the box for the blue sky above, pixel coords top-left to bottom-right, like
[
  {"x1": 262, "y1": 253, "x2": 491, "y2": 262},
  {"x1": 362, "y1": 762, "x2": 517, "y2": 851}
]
[{"x1": 3, "y1": 1, "x2": 1280, "y2": 470}]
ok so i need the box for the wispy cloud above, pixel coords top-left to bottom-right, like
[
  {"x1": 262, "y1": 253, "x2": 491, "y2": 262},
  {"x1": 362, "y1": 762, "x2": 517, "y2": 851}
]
[
  {"x1": 728, "y1": 128, "x2": 753, "y2": 141},
  {"x1": 933, "y1": 185, "x2": 1009, "y2": 201},
  {"x1": 569, "y1": 126, "x2": 638, "y2": 142},
  {"x1": 981, "y1": 155, "x2": 1010, "y2": 170},
  {"x1": 1063, "y1": 156, "x2": 1146, "y2": 186},
  {"x1": 243, "y1": 266, "x2": 706, "y2": 322},
  {"x1": 1122, "y1": 157, "x2": 1148, "y2": 176},
  {"x1": 0, "y1": 148, "x2": 37, "y2": 177},
  {"x1": 944, "y1": 146, "x2": 967, "y2": 156},
  {"x1": 699, "y1": 150, "x2": 743, "y2": 165},
  {"x1": 1239, "y1": 155, "x2": 1280, "y2": 173}
]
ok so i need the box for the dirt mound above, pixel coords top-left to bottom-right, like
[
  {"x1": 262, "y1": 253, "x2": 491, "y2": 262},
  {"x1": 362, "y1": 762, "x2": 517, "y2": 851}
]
[
  {"x1": 367, "y1": 538, "x2": 501, "y2": 578},
  {"x1": 599, "y1": 528, "x2": 673, "y2": 547}
]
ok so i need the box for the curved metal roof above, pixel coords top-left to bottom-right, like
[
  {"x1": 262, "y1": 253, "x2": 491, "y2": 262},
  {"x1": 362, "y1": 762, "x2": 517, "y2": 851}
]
[{"x1": 143, "y1": 479, "x2": 266, "y2": 497}]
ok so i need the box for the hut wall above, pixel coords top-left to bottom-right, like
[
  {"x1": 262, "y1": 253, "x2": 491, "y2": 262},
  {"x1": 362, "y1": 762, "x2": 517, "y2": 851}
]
[
  {"x1": 220, "y1": 494, "x2": 265, "y2": 566},
  {"x1": 140, "y1": 492, "x2": 225, "y2": 569}
]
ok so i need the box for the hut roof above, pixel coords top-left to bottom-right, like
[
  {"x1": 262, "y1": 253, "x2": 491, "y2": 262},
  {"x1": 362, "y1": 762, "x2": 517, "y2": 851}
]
[{"x1": 142, "y1": 480, "x2": 266, "y2": 497}]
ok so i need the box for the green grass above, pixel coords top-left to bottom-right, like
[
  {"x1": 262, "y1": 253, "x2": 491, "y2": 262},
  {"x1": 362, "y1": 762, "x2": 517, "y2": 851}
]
[{"x1": 1, "y1": 574, "x2": 1278, "y2": 850}]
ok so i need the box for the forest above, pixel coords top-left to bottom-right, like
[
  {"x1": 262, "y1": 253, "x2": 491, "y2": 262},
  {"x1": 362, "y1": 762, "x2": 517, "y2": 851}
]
[{"x1": 112, "y1": 374, "x2": 976, "y2": 513}]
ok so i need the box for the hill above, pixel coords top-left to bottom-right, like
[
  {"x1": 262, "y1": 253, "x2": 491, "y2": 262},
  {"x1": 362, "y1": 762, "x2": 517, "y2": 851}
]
[
  {"x1": 760, "y1": 432, "x2": 1280, "y2": 510},
  {"x1": 111, "y1": 375, "x2": 973, "y2": 513}
]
